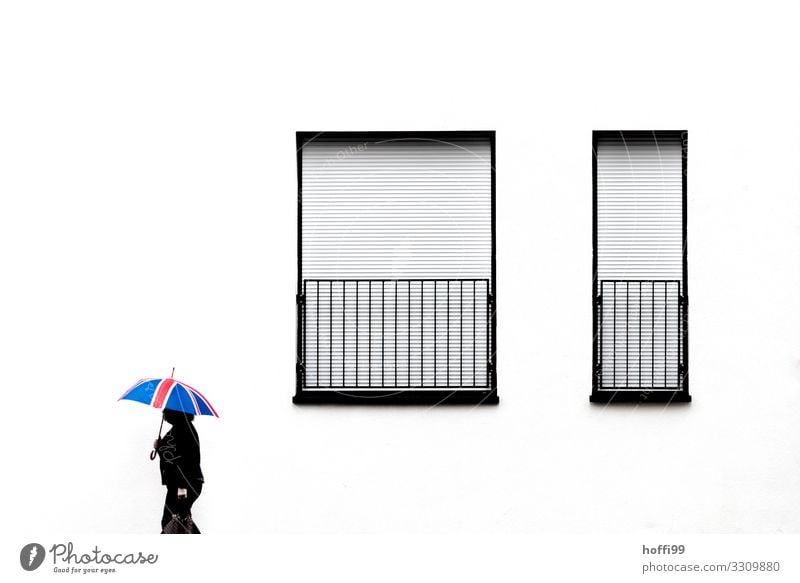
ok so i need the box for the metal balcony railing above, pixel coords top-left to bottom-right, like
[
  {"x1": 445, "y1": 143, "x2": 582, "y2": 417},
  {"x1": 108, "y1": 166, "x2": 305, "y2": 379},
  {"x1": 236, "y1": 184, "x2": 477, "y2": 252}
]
[
  {"x1": 299, "y1": 279, "x2": 491, "y2": 389},
  {"x1": 596, "y1": 280, "x2": 685, "y2": 391}
]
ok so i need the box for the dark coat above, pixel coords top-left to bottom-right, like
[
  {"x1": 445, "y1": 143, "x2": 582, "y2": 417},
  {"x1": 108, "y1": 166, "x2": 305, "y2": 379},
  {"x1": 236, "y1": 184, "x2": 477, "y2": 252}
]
[{"x1": 157, "y1": 421, "x2": 204, "y2": 488}]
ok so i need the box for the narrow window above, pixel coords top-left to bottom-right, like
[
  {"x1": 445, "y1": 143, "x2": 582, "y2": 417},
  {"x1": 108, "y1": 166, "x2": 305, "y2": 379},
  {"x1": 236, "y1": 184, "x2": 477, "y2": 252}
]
[
  {"x1": 295, "y1": 131, "x2": 497, "y2": 404},
  {"x1": 592, "y1": 131, "x2": 689, "y2": 403}
]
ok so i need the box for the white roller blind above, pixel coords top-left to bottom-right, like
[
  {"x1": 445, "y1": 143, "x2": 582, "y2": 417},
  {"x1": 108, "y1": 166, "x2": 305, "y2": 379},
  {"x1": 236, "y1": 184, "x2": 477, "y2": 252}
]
[
  {"x1": 301, "y1": 138, "x2": 492, "y2": 282},
  {"x1": 596, "y1": 133, "x2": 683, "y2": 287}
]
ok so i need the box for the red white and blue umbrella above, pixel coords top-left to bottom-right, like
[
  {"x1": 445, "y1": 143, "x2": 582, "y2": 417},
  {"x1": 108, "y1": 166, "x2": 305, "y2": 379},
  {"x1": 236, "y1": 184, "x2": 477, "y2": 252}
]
[
  {"x1": 118, "y1": 370, "x2": 218, "y2": 460},
  {"x1": 119, "y1": 377, "x2": 219, "y2": 418}
]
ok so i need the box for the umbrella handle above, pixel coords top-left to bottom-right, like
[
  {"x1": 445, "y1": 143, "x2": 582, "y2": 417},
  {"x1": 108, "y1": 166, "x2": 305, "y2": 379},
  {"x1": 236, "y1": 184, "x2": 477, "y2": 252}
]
[{"x1": 150, "y1": 415, "x2": 165, "y2": 461}]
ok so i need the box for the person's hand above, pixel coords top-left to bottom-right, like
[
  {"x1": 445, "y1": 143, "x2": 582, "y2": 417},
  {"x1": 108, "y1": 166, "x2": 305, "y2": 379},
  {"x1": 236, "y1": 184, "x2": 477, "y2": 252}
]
[{"x1": 153, "y1": 439, "x2": 159, "y2": 450}]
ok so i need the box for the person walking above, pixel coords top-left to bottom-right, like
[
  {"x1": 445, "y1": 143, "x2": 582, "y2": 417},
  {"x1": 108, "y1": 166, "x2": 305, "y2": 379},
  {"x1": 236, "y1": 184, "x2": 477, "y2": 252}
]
[{"x1": 155, "y1": 409, "x2": 204, "y2": 533}]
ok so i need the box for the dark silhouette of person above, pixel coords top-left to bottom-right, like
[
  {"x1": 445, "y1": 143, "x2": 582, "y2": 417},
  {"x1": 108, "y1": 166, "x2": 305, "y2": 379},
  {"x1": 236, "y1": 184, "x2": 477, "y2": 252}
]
[{"x1": 155, "y1": 409, "x2": 204, "y2": 533}]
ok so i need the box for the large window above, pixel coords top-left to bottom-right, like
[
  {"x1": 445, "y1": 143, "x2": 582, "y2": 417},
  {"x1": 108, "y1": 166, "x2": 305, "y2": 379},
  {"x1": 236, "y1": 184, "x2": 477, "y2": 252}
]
[
  {"x1": 592, "y1": 130, "x2": 689, "y2": 402},
  {"x1": 295, "y1": 131, "x2": 497, "y2": 404}
]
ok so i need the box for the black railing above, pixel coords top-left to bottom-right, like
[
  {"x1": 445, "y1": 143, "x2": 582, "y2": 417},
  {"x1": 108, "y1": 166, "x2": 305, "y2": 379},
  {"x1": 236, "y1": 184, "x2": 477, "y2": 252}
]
[
  {"x1": 596, "y1": 280, "x2": 685, "y2": 390},
  {"x1": 300, "y1": 279, "x2": 491, "y2": 389}
]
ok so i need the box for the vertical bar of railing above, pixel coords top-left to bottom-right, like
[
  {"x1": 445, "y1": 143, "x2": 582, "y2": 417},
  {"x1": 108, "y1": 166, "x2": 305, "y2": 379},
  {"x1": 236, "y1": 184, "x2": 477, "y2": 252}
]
[
  {"x1": 420, "y1": 281, "x2": 424, "y2": 388},
  {"x1": 394, "y1": 281, "x2": 397, "y2": 388},
  {"x1": 447, "y1": 280, "x2": 450, "y2": 387},
  {"x1": 303, "y1": 280, "x2": 307, "y2": 388},
  {"x1": 407, "y1": 281, "x2": 411, "y2": 387},
  {"x1": 678, "y1": 282, "x2": 680, "y2": 389},
  {"x1": 599, "y1": 283, "x2": 603, "y2": 388},
  {"x1": 625, "y1": 281, "x2": 629, "y2": 388},
  {"x1": 613, "y1": 281, "x2": 616, "y2": 388},
  {"x1": 355, "y1": 281, "x2": 359, "y2": 388},
  {"x1": 473, "y1": 280, "x2": 476, "y2": 387},
  {"x1": 675, "y1": 282, "x2": 683, "y2": 389},
  {"x1": 674, "y1": 282, "x2": 678, "y2": 390},
  {"x1": 651, "y1": 281, "x2": 654, "y2": 390},
  {"x1": 638, "y1": 282, "x2": 642, "y2": 387},
  {"x1": 663, "y1": 281, "x2": 667, "y2": 388},
  {"x1": 368, "y1": 282, "x2": 372, "y2": 387},
  {"x1": 342, "y1": 282, "x2": 345, "y2": 388},
  {"x1": 486, "y1": 280, "x2": 490, "y2": 388},
  {"x1": 460, "y1": 280, "x2": 463, "y2": 388}
]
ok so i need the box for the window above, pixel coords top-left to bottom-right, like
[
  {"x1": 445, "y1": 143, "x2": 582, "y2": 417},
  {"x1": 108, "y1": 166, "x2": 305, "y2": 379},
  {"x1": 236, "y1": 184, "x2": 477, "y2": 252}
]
[
  {"x1": 592, "y1": 130, "x2": 689, "y2": 402},
  {"x1": 295, "y1": 131, "x2": 497, "y2": 404}
]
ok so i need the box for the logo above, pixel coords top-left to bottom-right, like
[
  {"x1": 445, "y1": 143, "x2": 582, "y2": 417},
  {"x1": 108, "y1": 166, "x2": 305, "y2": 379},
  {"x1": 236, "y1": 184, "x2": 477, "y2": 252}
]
[
  {"x1": 20, "y1": 543, "x2": 46, "y2": 571},
  {"x1": 19, "y1": 541, "x2": 159, "y2": 575}
]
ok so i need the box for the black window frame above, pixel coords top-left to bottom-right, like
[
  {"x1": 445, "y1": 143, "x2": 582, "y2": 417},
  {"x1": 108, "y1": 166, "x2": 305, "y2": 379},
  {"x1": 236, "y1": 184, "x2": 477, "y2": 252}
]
[
  {"x1": 591, "y1": 130, "x2": 690, "y2": 403},
  {"x1": 294, "y1": 131, "x2": 498, "y2": 405}
]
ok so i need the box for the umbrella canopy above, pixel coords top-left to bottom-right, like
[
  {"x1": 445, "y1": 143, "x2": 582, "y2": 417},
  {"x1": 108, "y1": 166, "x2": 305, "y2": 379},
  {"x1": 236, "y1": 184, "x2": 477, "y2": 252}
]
[{"x1": 119, "y1": 378, "x2": 219, "y2": 417}]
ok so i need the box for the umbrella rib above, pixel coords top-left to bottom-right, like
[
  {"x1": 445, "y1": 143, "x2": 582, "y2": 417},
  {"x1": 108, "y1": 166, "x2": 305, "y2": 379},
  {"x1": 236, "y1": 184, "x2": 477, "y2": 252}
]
[
  {"x1": 186, "y1": 386, "x2": 219, "y2": 417},
  {"x1": 185, "y1": 385, "x2": 201, "y2": 415},
  {"x1": 170, "y1": 380, "x2": 219, "y2": 417}
]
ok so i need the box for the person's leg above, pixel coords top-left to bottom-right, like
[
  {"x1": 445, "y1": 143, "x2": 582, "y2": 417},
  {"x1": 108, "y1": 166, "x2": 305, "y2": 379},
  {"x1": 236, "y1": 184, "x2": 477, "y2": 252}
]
[
  {"x1": 161, "y1": 487, "x2": 179, "y2": 531},
  {"x1": 162, "y1": 482, "x2": 203, "y2": 533},
  {"x1": 184, "y1": 482, "x2": 202, "y2": 533}
]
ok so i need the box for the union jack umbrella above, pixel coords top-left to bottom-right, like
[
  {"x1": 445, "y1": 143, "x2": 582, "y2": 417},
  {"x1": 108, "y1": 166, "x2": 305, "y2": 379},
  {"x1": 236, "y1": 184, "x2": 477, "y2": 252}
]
[
  {"x1": 118, "y1": 370, "x2": 218, "y2": 459},
  {"x1": 119, "y1": 377, "x2": 219, "y2": 418}
]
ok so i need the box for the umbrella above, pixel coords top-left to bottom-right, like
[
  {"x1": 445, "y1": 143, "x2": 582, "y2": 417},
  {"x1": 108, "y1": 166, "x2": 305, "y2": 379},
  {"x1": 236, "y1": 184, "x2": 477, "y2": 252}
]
[{"x1": 119, "y1": 369, "x2": 219, "y2": 459}]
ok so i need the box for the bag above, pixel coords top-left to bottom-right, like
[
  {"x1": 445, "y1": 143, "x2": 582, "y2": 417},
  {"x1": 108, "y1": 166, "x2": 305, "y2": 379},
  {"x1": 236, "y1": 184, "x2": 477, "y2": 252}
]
[{"x1": 161, "y1": 513, "x2": 201, "y2": 534}]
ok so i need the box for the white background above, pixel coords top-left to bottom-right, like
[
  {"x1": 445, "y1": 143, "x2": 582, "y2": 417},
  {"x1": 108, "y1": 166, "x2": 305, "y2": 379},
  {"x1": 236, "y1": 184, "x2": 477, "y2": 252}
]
[{"x1": 2, "y1": 0, "x2": 800, "y2": 543}]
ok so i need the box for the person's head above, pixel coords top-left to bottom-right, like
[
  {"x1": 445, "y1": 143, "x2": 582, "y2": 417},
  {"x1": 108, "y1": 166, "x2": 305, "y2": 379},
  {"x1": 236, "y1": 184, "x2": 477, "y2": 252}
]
[{"x1": 163, "y1": 409, "x2": 194, "y2": 426}]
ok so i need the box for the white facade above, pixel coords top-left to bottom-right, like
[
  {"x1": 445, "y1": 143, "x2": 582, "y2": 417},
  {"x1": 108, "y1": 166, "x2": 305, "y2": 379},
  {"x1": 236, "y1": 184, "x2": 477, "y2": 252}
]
[{"x1": 3, "y1": 2, "x2": 800, "y2": 540}]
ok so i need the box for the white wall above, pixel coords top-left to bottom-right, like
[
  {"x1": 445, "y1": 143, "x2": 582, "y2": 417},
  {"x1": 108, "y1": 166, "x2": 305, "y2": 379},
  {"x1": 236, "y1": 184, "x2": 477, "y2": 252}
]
[{"x1": 2, "y1": 1, "x2": 800, "y2": 535}]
